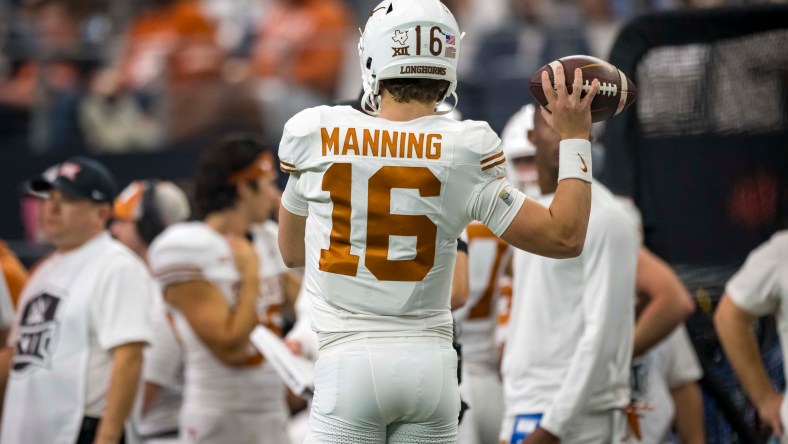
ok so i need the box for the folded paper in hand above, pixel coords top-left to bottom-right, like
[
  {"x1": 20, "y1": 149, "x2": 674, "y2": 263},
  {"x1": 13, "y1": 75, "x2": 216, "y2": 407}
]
[{"x1": 250, "y1": 325, "x2": 315, "y2": 399}]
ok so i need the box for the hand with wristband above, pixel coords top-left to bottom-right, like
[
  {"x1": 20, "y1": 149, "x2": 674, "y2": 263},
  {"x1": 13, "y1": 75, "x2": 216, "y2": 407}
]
[{"x1": 540, "y1": 65, "x2": 598, "y2": 184}]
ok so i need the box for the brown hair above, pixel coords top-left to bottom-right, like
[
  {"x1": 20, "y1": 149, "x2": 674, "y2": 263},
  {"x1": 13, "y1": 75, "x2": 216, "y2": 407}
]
[
  {"x1": 380, "y1": 78, "x2": 449, "y2": 104},
  {"x1": 194, "y1": 134, "x2": 267, "y2": 218}
]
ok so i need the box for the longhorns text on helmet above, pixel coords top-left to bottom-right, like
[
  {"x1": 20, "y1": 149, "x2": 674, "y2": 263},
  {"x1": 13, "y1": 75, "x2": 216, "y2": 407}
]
[{"x1": 359, "y1": 0, "x2": 462, "y2": 115}]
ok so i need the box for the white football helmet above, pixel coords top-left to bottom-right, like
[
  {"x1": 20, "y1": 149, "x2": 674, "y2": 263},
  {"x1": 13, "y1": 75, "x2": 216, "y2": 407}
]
[
  {"x1": 359, "y1": 0, "x2": 461, "y2": 115},
  {"x1": 501, "y1": 104, "x2": 541, "y2": 197}
]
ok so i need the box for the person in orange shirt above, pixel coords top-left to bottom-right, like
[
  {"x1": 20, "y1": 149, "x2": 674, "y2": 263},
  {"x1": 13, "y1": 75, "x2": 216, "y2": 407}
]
[
  {"x1": 0, "y1": 241, "x2": 29, "y2": 310},
  {"x1": 118, "y1": 0, "x2": 222, "y2": 91},
  {"x1": 82, "y1": 0, "x2": 227, "y2": 151},
  {"x1": 0, "y1": 240, "x2": 28, "y2": 351},
  {"x1": 251, "y1": 0, "x2": 351, "y2": 138},
  {"x1": 252, "y1": 0, "x2": 350, "y2": 97}
]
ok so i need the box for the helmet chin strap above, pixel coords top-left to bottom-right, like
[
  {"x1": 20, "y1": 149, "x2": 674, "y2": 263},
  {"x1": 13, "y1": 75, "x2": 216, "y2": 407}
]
[
  {"x1": 434, "y1": 91, "x2": 458, "y2": 116},
  {"x1": 361, "y1": 89, "x2": 382, "y2": 116}
]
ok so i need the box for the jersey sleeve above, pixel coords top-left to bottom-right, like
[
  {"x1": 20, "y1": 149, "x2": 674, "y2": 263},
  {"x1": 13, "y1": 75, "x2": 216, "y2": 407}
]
[
  {"x1": 278, "y1": 106, "x2": 322, "y2": 174},
  {"x1": 281, "y1": 174, "x2": 309, "y2": 217},
  {"x1": 726, "y1": 236, "x2": 781, "y2": 316},
  {"x1": 91, "y1": 254, "x2": 154, "y2": 350},
  {"x1": 148, "y1": 228, "x2": 210, "y2": 286},
  {"x1": 464, "y1": 122, "x2": 526, "y2": 237},
  {"x1": 664, "y1": 326, "x2": 702, "y2": 389}
]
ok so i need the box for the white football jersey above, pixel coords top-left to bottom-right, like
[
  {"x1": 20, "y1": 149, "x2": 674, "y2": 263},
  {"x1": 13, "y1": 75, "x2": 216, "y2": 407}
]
[
  {"x1": 631, "y1": 326, "x2": 702, "y2": 444},
  {"x1": 279, "y1": 105, "x2": 525, "y2": 346},
  {"x1": 148, "y1": 222, "x2": 286, "y2": 413},
  {"x1": 454, "y1": 222, "x2": 512, "y2": 367},
  {"x1": 251, "y1": 221, "x2": 288, "y2": 333}
]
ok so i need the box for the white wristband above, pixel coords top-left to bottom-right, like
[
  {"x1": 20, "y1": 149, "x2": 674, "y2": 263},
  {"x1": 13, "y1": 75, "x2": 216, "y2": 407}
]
[{"x1": 557, "y1": 139, "x2": 592, "y2": 183}]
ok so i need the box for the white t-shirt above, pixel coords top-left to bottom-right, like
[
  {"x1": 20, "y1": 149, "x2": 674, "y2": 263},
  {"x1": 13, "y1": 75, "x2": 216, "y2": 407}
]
[
  {"x1": 453, "y1": 222, "x2": 512, "y2": 368},
  {"x1": 148, "y1": 222, "x2": 288, "y2": 414},
  {"x1": 631, "y1": 326, "x2": 703, "y2": 444},
  {"x1": 502, "y1": 182, "x2": 639, "y2": 438},
  {"x1": 726, "y1": 230, "x2": 788, "y2": 429},
  {"x1": 279, "y1": 105, "x2": 529, "y2": 347},
  {"x1": 2, "y1": 232, "x2": 153, "y2": 443}
]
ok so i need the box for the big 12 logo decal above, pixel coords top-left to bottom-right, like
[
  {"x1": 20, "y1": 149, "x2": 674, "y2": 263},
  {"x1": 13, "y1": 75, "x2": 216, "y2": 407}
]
[{"x1": 13, "y1": 292, "x2": 62, "y2": 374}]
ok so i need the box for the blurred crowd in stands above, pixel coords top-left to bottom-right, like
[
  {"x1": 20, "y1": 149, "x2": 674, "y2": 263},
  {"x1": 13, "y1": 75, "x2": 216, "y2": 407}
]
[{"x1": 0, "y1": 0, "x2": 752, "y2": 155}]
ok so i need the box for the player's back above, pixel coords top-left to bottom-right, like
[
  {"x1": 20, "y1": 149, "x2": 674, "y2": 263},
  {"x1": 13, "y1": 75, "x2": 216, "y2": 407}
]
[{"x1": 279, "y1": 105, "x2": 517, "y2": 346}]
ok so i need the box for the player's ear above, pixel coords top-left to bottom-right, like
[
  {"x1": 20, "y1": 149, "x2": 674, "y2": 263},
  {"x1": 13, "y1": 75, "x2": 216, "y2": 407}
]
[
  {"x1": 96, "y1": 202, "x2": 113, "y2": 225},
  {"x1": 527, "y1": 128, "x2": 536, "y2": 145},
  {"x1": 236, "y1": 180, "x2": 257, "y2": 201}
]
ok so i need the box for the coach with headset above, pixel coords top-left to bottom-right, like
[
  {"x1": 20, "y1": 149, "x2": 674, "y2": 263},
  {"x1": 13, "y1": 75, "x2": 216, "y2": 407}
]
[{"x1": 111, "y1": 179, "x2": 191, "y2": 443}]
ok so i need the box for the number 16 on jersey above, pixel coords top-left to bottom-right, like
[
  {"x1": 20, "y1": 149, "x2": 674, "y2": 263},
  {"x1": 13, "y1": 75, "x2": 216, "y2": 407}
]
[{"x1": 319, "y1": 163, "x2": 441, "y2": 282}]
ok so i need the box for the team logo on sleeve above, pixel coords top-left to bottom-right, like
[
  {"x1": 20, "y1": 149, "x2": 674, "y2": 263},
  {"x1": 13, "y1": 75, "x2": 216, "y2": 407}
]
[
  {"x1": 12, "y1": 292, "x2": 62, "y2": 375},
  {"x1": 498, "y1": 189, "x2": 514, "y2": 206}
]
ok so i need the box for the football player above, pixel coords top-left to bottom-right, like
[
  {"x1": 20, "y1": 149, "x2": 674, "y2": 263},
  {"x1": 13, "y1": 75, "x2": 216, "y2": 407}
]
[
  {"x1": 277, "y1": 0, "x2": 600, "y2": 441},
  {"x1": 148, "y1": 136, "x2": 290, "y2": 444},
  {"x1": 454, "y1": 222, "x2": 512, "y2": 444}
]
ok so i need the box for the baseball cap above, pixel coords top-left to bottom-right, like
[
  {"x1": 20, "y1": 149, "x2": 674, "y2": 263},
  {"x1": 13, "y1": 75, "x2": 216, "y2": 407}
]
[{"x1": 28, "y1": 157, "x2": 118, "y2": 203}]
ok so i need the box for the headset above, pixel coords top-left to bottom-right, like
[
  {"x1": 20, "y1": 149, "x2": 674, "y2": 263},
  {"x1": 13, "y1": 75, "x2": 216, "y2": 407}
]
[{"x1": 137, "y1": 179, "x2": 166, "y2": 246}]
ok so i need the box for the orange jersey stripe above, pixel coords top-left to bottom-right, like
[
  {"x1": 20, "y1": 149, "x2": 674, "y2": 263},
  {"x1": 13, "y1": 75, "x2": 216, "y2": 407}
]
[{"x1": 481, "y1": 157, "x2": 507, "y2": 171}]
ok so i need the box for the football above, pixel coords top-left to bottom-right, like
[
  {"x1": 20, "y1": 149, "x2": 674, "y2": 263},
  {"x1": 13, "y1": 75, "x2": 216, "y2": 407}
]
[{"x1": 529, "y1": 55, "x2": 638, "y2": 123}]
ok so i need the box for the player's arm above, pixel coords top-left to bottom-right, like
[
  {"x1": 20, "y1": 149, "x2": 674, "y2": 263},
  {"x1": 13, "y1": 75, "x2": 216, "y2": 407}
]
[
  {"x1": 715, "y1": 295, "x2": 783, "y2": 436},
  {"x1": 451, "y1": 248, "x2": 469, "y2": 310},
  {"x1": 165, "y1": 235, "x2": 261, "y2": 366},
  {"x1": 95, "y1": 341, "x2": 145, "y2": 444},
  {"x1": 500, "y1": 67, "x2": 599, "y2": 259},
  {"x1": 671, "y1": 382, "x2": 705, "y2": 444},
  {"x1": 633, "y1": 246, "x2": 695, "y2": 356},
  {"x1": 537, "y1": 212, "x2": 639, "y2": 440},
  {"x1": 279, "y1": 208, "x2": 307, "y2": 268},
  {"x1": 91, "y1": 258, "x2": 155, "y2": 443},
  {"x1": 278, "y1": 173, "x2": 308, "y2": 268}
]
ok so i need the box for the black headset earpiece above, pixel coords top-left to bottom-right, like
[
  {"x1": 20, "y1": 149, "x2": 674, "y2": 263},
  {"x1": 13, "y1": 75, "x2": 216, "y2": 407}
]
[{"x1": 137, "y1": 179, "x2": 165, "y2": 246}]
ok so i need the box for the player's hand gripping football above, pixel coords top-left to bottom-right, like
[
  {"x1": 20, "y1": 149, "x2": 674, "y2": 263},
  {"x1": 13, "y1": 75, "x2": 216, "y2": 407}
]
[
  {"x1": 227, "y1": 234, "x2": 260, "y2": 280},
  {"x1": 540, "y1": 66, "x2": 600, "y2": 140}
]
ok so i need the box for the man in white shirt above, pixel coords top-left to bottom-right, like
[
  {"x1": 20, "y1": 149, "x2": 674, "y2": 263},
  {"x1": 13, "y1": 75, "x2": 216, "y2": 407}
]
[
  {"x1": 276, "y1": 0, "x2": 601, "y2": 440},
  {"x1": 500, "y1": 107, "x2": 640, "y2": 444},
  {"x1": 112, "y1": 180, "x2": 191, "y2": 443},
  {"x1": 0, "y1": 157, "x2": 154, "y2": 444},
  {"x1": 714, "y1": 230, "x2": 788, "y2": 442}
]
